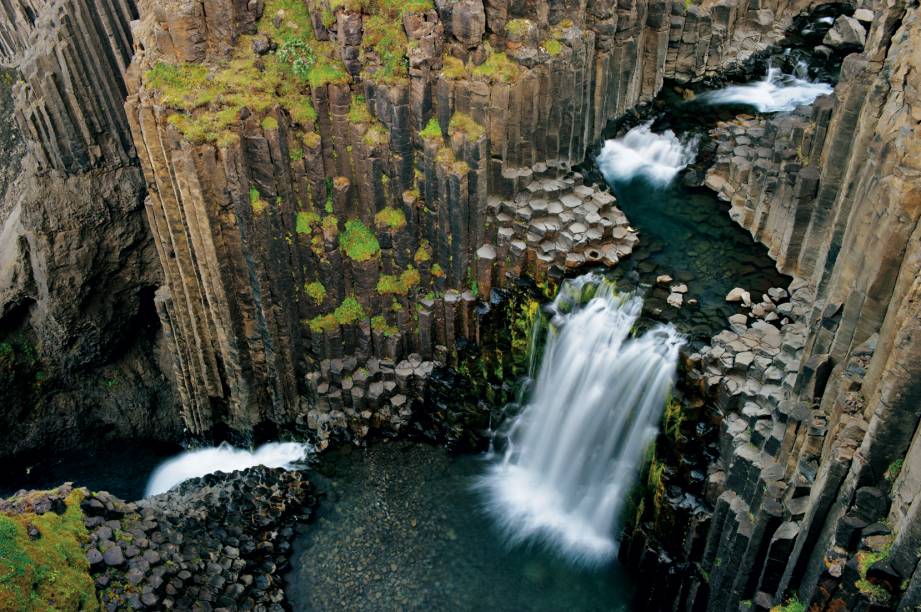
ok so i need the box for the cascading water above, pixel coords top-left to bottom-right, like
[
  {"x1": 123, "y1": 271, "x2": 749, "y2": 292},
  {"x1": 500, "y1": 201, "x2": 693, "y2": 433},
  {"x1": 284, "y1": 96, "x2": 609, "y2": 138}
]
[
  {"x1": 700, "y1": 64, "x2": 833, "y2": 113},
  {"x1": 144, "y1": 441, "x2": 310, "y2": 497},
  {"x1": 595, "y1": 121, "x2": 699, "y2": 186},
  {"x1": 480, "y1": 275, "x2": 684, "y2": 565}
]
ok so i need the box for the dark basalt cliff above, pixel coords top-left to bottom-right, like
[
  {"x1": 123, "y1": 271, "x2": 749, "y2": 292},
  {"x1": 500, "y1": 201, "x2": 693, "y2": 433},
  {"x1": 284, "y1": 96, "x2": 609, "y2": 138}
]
[
  {"x1": 0, "y1": 0, "x2": 178, "y2": 459},
  {"x1": 0, "y1": 0, "x2": 919, "y2": 610}
]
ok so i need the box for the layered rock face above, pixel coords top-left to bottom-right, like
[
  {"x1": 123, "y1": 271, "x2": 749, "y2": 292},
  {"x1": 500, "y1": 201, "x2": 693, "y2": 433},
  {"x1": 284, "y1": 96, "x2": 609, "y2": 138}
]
[
  {"x1": 124, "y1": 0, "x2": 811, "y2": 444},
  {"x1": 0, "y1": 0, "x2": 178, "y2": 459},
  {"x1": 638, "y1": 3, "x2": 921, "y2": 609}
]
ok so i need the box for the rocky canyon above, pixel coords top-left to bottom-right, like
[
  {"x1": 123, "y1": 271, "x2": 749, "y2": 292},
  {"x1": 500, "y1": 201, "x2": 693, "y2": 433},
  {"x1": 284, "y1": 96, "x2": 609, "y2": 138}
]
[{"x1": 0, "y1": 0, "x2": 918, "y2": 610}]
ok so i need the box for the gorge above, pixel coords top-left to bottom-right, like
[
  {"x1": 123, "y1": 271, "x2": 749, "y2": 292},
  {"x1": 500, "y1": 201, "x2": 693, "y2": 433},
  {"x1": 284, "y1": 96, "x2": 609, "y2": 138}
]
[{"x1": 0, "y1": 0, "x2": 919, "y2": 610}]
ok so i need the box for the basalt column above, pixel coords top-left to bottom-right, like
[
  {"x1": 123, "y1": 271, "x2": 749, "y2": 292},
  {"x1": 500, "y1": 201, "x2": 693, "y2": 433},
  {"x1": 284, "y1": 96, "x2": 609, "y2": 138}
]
[
  {"x1": 643, "y1": 2, "x2": 921, "y2": 608},
  {"x1": 125, "y1": 0, "x2": 815, "y2": 444},
  {"x1": 0, "y1": 0, "x2": 178, "y2": 458}
]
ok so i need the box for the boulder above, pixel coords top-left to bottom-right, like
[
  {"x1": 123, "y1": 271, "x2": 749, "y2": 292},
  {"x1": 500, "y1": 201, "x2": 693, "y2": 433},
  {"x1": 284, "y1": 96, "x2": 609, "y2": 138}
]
[
  {"x1": 726, "y1": 287, "x2": 752, "y2": 305},
  {"x1": 823, "y1": 16, "x2": 866, "y2": 50}
]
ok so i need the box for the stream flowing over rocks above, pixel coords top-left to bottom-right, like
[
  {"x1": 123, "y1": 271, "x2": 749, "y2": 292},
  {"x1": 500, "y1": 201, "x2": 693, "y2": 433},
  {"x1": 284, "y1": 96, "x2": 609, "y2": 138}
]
[{"x1": 1, "y1": 0, "x2": 920, "y2": 610}]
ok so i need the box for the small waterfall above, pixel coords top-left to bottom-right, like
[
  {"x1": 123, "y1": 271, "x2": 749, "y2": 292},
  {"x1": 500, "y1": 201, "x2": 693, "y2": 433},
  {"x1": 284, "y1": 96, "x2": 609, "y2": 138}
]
[
  {"x1": 595, "y1": 121, "x2": 699, "y2": 187},
  {"x1": 700, "y1": 65, "x2": 832, "y2": 113},
  {"x1": 479, "y1": 275, "x2": 684, "y2": 565},
  {"x1": 144, "y1": 442, "x2": 310, "y2": 497}
]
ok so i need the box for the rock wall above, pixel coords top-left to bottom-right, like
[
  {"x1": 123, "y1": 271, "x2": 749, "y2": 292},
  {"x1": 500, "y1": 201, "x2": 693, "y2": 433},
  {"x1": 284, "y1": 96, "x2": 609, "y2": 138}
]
[
  {"x1": 647, "y1": 3, "x2": 921, "y2": 608},
  {"x1": 124, "y1": 0, "x2": 812, "y2": 444},
  {"x1": 0, "y1": 0, "x2": 178, "y2": 460}
]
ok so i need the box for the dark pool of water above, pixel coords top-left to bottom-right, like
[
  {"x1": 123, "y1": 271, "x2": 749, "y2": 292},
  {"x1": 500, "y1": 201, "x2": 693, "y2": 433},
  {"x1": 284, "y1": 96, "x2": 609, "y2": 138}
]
[
  {"x1": 287, "y1": 442, "x2": 633, "y2": 611},
  {"x1": 0, "y1": 441, "x2": 182, "y2": 501},
  {"x1": 599, "y1": 178, "x2": 789, "y2": 347}
]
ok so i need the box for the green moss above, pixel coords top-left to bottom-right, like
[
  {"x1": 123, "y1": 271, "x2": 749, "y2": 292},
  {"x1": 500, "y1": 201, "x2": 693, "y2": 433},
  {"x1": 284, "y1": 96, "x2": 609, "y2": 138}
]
[
  {"x1": 449, "y1": 112, "x2": 485, "y2": 140},
  {"x1": 261, "y1": 115, "x2": 279, "y2": 130},
  {"x1": 250, "y1": 186, "x2": 268, "y2": 215},
  {"x1": 505, "y1": 18, "x2": 532, "y2": 37},
  {"x1": 371, "y1": 315, "x2": 399, "y2": 337},
  {"x1": 308, "y1": 313, "x2": 338, "y2": 333},
  {"x1": 441, "y1": 55, "x2": 467, "y2": 80},
  {"x1": 322, "y1": 215, "x2": 339, "y2": 236},
  {"x1": 340, "y1": 219, "x2": 380, "y2": 261},
  {"x1": 363, "y1": 124, "x2": 389, "y2": 147},
  {"x1": 303, "y1": 132, "x2": 322, "y2": 148},
  {"x1": 348, "y1": 95, "x2": 372, "y2": 123},
  {"x1": 374, "y1": 207, "x2": 406, "y2": 230},
  {"x1": 304, "y1": 281, "x2": 327, "y2": 305},
  {"x1": 361, "y1": 14, "x2": 409, "y2": 84},
  {"x1": 376, "y1": 267, "x2": 420, "y2": 295},
  {"x1": 334, "y1": 296, "x2": 365, "y2": 325},
  {"x1": 414, "y1": 241, "x2": 432, "y2": 263},
  {"x1": 290, "y1": 147, "x2": 305, "y2": 162},
  {"x1": 662, "y1": 395, "x2": 684, "y2": 443},
  {"x1": 472, "y1": 49, "x2": 520, "y2": 83},
  {"x1": 542, "y1": 38, "x2": 562, "y2": 55},
  {"x1": 0, "y1": 490, "x2": 99, "y2": 611},
  {"x1": 431, "y1": 262, "x2": 445, "y2": 278},
  {"x1": 296, "y1": 211, "x2": 320, "y2": 233},
  {"x1": 886, "y1": 458, "x2": 904, "y2": 482},
  {"x1": 419, "y1": 117, "x2": 442, "y2": 141},
  {"x1": 307, "y1": 296, "x2": 366, "y2": 332}
]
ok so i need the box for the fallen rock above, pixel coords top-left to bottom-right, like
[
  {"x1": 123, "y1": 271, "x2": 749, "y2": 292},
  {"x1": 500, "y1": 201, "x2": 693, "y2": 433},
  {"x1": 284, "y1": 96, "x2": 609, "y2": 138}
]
[
  {"x1": 656, "y1": 274, "x2": 673, "y2": 285},
  {"x1": 823, "y1": 16, "x2": 866, "y2": 49},
  {"x1": 726, "y1": 287, "x2": 752, "y2": 305},
  {"x1": 667, "y1": 293, "x2": 683, "y2": 308}
]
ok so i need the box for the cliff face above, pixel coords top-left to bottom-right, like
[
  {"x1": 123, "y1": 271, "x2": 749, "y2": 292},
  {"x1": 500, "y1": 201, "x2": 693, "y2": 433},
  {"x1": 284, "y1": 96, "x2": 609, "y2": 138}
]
[
  {"x1": 0, "y1": 0, "x2": 179, "y2": 459},
  {"x1": 124, "y1": 0, "x2": 811, "y2": 445},
  {"x1": 631, "y1": 2, "x2": 921, "y2": 608}
]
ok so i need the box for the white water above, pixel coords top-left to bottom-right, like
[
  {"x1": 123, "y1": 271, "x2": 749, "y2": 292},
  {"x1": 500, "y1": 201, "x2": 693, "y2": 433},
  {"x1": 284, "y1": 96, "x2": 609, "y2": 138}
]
[
  {"x1": 480, "y1": 275, "x2": 684, "y2": 565},
  {"x1": 596, "y1": 121, "x2": 698, "y2": 187},
  {"x1": 700, "y1": 65, "x2": 832, "y2": 113},
  {"x1": 144, "y1": 441, "x2": 310, "y2": 497}
]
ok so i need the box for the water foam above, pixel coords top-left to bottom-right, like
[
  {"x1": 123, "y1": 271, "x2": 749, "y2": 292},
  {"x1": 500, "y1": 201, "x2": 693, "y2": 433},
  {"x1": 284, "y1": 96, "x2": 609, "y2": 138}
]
[
  {"x1": 700, "y1": 65, "x2": 833, "y2": 113},
  {"x1": 144, "y1": 441, "x2": 310, "y2": 497},
  {"x1": 479, "y1": 275, "x2": 684, "y2": 565},
  {"x1": 596, "y1": 121, "x2": 698, "y2": 187}
]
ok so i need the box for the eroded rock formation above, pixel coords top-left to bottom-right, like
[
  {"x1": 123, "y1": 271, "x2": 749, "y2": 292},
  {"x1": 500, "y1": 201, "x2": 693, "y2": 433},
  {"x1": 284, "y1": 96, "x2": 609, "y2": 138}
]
[
  {"x1": 123, "y1": 0, "x2": 811, "y2": 445},
  {"x1": 624, "y1": 2, "x2": 921, "y2": 609},
  {"x1": 0, "y1": 0, "x2": 178, "y2": 459}
]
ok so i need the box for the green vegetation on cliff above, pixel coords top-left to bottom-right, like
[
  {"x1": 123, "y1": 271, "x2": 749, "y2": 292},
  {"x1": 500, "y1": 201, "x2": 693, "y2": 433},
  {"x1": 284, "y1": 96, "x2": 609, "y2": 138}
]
[
  {"x1": 449, "y1": 112, "x2": 485, "y2": 140},
  {"x1": 308, "y1": 296, "x2": 367, "y2": 332},
  {"x1": 374, "y1": 206, "x2": 407, "y2": 230},
  {"x1": 420, "y1": 117, "x2": 442, "y2": 141},
  {"x1": 377, "y1": 268, "x2": 420, "y2": 295},
  {"x1": 304, "y1": 281, "x2": 327, "y2": 305},
  {"x1": 0, "y1": 490, "x2": 98, "y2": 611},
  {"x1": 340, "y1": 219, "x2": 381, "y2": 261}
]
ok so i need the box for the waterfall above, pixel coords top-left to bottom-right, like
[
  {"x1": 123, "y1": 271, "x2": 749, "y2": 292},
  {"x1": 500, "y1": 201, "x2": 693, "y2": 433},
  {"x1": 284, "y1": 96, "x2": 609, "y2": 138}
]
[
  {"x1": 479, "y1": 275, "x2": 684, "y2": 565},
  {"x1": 144, "y1": 442, "x2": 310, "y2": 497},
  {"x1": 595, "y1": 121, "x2": 699, "y2": 187},
  {"x1": 700, "y1": 65, "x2": 833, "y2": 113}
]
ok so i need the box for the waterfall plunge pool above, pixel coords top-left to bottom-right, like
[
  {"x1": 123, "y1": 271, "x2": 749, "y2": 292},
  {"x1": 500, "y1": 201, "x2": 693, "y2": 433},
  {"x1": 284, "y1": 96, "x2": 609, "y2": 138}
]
[{"x1": 286, "y1": 442, "x2": 634, "y2": 611}]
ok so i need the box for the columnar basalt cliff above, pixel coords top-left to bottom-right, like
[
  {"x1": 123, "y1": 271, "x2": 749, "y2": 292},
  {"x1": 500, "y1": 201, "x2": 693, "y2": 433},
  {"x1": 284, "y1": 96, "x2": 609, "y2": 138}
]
[
  {"x1": 123, "y1": 0, "x2": 813, "y2": 445},
  {"x1": 0, "y1": 0, "x2": 178, "y2": 459},
  {"x1": 622, "y1": 4, "x2": 921, "y2": 609}
]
